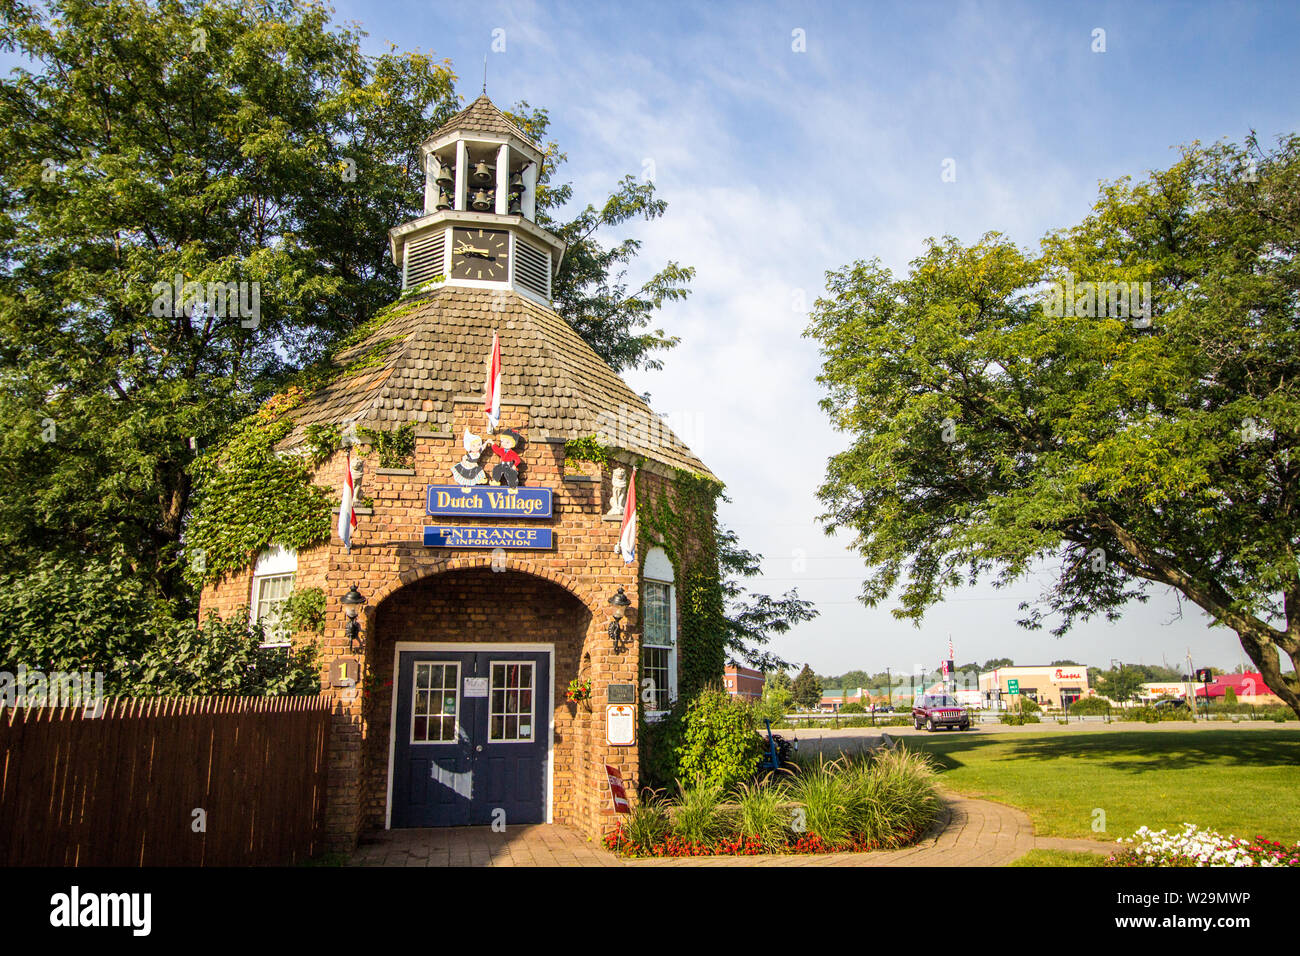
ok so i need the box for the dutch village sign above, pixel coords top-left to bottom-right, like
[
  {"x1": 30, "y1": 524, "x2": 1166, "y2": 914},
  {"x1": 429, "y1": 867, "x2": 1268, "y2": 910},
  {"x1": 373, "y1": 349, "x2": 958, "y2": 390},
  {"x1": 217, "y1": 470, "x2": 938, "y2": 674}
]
[{"x1": 424, "y1": 484, "x2": 555, "y2": 550}]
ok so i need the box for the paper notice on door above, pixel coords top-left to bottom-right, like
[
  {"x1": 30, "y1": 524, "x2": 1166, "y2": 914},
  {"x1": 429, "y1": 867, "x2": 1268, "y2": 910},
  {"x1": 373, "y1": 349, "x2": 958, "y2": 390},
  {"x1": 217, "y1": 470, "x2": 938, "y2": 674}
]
[
  {"x1": 464, "y1": 677, "x2": 488, "y2": 698},
  {"x1": 519, "y1": 720, "x2": 532, "y2": 739}
]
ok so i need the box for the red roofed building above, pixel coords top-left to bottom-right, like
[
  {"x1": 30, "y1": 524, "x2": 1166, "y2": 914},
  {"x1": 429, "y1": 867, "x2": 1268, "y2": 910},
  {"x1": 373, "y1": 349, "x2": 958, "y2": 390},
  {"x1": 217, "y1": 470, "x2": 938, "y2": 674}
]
[{"x1": 1194, "y1": 672, "x2": 1284, "y2": 705}]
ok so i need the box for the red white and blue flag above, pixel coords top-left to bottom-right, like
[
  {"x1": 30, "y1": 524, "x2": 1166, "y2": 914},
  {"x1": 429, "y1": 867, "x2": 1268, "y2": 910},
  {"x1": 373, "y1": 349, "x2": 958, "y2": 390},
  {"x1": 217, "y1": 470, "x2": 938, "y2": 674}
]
[
  {"x1": 338, "y1": 448, "x2": 358, "y2": 552},
  {"x1": 615, "y1": 467, "x2": 638, "y2": 564},
  {"x1": 948, "y1": 637, "x2": 954, "y2": 661},
  {"x1": 484, "y1": 330, "x2": 501, "y2": 431}
]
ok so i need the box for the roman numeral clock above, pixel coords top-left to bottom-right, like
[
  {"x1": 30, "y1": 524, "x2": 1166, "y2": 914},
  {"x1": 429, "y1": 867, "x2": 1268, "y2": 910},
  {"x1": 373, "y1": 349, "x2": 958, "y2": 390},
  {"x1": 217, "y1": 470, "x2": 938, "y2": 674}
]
[{"x1": 451, "y1": 228, "x2": 509, "y2": 282}]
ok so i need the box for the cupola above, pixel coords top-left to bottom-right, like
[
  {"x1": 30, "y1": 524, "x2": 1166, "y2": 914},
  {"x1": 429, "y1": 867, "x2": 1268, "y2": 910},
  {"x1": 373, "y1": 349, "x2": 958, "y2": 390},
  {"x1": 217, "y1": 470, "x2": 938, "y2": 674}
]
[{"x1": 388, "y1": 95, "x2": 566, "y2": 304}]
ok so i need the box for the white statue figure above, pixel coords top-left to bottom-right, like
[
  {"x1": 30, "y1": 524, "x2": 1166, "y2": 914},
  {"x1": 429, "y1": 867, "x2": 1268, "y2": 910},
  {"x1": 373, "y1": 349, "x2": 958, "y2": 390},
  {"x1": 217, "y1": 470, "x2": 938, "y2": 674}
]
[
  {"x1": 452, "y1": 427, "x2": 488, "y2": 487},
  {"x1": 606, "y1": 465, "x2": 629, "y2": 518},
  {"x1": 349, "y1": 455, "x2": 365, "y2": 501}
]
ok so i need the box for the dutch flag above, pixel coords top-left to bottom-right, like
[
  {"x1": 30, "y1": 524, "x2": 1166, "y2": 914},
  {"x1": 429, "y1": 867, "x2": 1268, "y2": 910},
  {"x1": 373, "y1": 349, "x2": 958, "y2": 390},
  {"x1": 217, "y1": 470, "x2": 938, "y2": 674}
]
[
  {"x1": 484, "y1": 330, "x2": 501, "y2": 431},
  {"x1": 338, "y1": 448, "x2": 358, "y2": 552},
  {"x1": 616, "y1": 467, "x2": 638, "y2": 564}
]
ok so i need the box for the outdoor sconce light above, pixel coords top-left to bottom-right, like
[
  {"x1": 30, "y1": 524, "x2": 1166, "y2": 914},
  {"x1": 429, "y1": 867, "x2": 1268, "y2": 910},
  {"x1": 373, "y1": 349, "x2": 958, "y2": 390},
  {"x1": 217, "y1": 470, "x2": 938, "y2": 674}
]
[
  {"x1": 608, "y1": 587, "x2": 632, "y2": 652},
  {"x1": 342, "y1": 585, "x2": 366, "y2": 654}
]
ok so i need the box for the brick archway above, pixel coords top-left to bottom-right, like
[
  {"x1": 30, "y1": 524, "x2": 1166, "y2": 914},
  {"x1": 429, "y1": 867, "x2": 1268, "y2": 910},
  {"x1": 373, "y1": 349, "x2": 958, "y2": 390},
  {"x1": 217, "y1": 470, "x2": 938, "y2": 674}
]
[{"x1": 364, "y1": 555, "x2": 592, "y2": 623}]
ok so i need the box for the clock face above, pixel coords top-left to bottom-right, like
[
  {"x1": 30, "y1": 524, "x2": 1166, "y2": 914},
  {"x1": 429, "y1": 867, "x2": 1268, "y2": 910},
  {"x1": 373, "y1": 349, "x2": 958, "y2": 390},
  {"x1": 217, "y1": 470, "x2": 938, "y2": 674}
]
[{"x1": 450, "y1": 228, "x2": 509, "y2": 282}]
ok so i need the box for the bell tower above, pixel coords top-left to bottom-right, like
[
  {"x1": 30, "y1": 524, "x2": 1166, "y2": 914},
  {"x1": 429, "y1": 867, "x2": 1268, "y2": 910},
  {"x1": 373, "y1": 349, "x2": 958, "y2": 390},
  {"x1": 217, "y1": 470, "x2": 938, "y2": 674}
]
[{"x1": 388, "y1": 95, "x2": 566, "y2": 304}]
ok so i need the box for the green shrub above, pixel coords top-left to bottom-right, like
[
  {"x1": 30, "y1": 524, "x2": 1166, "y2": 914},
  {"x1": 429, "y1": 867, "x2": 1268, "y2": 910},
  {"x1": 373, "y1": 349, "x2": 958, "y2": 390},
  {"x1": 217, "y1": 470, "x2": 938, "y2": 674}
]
[
  {"x1": 642, "y1": 687, "x2": 764, "y2": 791},
  {"x1": 1000, "y1": 712, "x2": 1041, "y2": 725},
  {"x1": 1120, "y1": 706, "x2": 1186, "y2": 723},
  {"x1": 282, "y1": 586, "x2": 327, "y2": 634},
  {"x1": 788, "y1": 756, "x2": 855, "y2": 846},
  {"x1": 839, "y1": 702, "x2": 865, "y2": 714},
  {"x1": 1018, "y1": 696, "x2": 1041, "y2": 712},
  {"x1": 1068, "y1": 696, "x2": 1112, "y2": 716}
]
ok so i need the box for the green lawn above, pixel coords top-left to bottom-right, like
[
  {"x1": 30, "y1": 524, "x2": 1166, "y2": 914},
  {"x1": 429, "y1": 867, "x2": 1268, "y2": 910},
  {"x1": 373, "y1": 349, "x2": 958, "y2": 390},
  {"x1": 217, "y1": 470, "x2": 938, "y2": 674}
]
[
  {"x1": 1007, "y1": 849, "x2": 1106, "y2": 867},
  {"x1": 907, "y1": 729, "x2": 1300, "y2": 844}
]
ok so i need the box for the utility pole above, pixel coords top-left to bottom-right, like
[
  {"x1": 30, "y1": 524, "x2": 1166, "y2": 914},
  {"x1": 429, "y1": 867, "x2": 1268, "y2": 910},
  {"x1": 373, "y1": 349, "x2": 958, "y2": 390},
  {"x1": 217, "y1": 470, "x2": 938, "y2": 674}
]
[
  {"x1": 885, "y1": 666, "x2": 892, "y2": 713},
  {"x1": 1185, "y1": 648, "x2": 1197, "y2": 721}
]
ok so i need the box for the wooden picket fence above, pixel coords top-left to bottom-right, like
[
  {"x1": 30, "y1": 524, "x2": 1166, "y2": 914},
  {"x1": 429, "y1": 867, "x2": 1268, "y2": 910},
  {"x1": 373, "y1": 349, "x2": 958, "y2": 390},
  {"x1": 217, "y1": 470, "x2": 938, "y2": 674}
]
[{"x1": 0, "y1": 695, "x2": 333, "y2": 866}]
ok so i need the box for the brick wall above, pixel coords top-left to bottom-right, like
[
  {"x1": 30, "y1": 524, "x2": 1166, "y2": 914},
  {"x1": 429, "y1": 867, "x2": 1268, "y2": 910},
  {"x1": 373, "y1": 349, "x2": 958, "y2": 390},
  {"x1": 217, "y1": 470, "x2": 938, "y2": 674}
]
[{"x1": 198, "y1": 397, "x2": 699, "y2": 849}]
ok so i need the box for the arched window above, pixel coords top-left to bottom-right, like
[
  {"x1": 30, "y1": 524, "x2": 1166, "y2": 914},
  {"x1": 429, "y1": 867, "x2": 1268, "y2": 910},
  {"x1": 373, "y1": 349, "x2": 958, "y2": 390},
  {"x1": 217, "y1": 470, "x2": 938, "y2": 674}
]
[
  {"x1": 641, "y1": 547, "x2": 677, "y2": 718},
  {"x1": 250, "y1": 545, "x2": 297, "y2": 646}
]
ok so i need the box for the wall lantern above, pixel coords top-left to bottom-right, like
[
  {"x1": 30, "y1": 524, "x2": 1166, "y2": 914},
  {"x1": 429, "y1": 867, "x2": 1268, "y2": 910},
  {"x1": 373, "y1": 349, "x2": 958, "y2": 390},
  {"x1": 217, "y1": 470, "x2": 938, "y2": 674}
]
[
  {"x1": 608, "y1": 587, "x2": 632, "y2": 652},
  {"x1": 342, "y1": 585, "x2": 367, "y2": 654}
]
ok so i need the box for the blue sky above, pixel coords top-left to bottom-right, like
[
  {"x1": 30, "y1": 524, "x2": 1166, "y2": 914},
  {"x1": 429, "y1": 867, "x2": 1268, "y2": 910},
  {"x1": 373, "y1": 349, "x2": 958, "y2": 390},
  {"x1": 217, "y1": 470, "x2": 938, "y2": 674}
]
[{"x1": 342, "y1": 1, "x2": 1300, "y2": 677}]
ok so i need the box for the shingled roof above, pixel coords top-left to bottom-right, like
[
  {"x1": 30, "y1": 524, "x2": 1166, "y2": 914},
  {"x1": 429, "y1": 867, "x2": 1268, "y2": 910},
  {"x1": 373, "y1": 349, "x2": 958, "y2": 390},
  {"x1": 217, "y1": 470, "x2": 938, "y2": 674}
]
[
  {"x1": 426, "y1": 94, "x2": 540, "y2": 150},
  {"x1": 281, "y1": 285, "x2": 715, "y2": 480}
]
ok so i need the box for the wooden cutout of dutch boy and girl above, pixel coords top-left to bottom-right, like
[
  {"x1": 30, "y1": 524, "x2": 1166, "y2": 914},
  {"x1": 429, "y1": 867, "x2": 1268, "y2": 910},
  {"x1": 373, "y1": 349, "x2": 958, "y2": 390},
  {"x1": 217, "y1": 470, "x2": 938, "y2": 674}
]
[
  {"x1": 454, "y1": 329, "x2": 526, "y2": 491},
  {"x1": 452, "y1": 425, "x2": 524, "y2": 490}
]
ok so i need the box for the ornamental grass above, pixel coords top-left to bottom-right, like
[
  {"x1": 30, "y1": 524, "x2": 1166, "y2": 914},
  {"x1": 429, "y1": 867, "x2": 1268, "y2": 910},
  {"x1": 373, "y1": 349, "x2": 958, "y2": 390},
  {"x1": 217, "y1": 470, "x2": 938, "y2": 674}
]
[{"x1": 604, "y1": 744, "x2": 941, "y2": 858}]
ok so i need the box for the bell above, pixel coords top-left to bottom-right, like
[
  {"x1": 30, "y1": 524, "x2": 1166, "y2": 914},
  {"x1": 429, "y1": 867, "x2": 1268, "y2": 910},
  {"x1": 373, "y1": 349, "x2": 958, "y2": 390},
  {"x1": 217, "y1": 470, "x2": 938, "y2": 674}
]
[
  {"x1": 435, "y1": 165, "x2": 454, "y2": 189},
  {"x1": 508, "y1": 195, "x2": 522, "y2": 215},
  {"x1": 435, "y1": 190, "x2": 452, "y2": 211},
  {"x1": 471, "y1": 160, "x2": 494, "y2": 185},
  {"x1": 470, "y1": 188, "x2": 494, "y2": 211},
  {"x1": 509, "y1": 171, "x2": 525, "y2": 191}
]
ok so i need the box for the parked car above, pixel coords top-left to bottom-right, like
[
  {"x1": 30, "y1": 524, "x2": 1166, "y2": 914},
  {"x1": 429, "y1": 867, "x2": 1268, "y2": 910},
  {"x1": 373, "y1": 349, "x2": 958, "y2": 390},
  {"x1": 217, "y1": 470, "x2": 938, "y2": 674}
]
[
  {"x1": 1152, "y1": 697, "x2": 1190, "y2": 713},
  {"x1": 912, "y1": 694, "x2": 971, "y2": 731}
]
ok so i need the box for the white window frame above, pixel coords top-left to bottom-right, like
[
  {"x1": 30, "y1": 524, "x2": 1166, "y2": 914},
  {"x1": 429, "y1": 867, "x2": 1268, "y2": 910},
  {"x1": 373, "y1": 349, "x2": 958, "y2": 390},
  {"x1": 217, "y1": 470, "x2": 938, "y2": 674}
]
[
  {"x1": 250, "y1": 545, "x2": 297, "y2": 647},
  {"x1": 410, "y1": 661, "x2": 461, "y2": 745},
  {"x1": 642, "y1": 547, "x2": 677, "y2": 721},
  {"x1": 487, "y1": 659, "x2": 537, "y2": 744}
]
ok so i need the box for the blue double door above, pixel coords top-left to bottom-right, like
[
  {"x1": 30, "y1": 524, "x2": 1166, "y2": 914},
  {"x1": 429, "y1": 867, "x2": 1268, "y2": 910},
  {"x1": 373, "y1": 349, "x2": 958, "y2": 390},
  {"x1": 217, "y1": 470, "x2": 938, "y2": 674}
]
[{"x1": 391, "y1": 647, "x2": 550, "y2": 828}]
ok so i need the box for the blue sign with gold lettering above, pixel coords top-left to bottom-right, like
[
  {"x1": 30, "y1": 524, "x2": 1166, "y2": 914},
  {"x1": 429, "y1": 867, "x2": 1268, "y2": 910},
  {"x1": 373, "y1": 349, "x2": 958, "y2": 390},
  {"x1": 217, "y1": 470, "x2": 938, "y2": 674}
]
[
  {"x1": 426, "y1": 485, "x2": 552, "y2": 518},
  {"x1": 423, "y1": 526, "x2": 553, "y2": 549}
]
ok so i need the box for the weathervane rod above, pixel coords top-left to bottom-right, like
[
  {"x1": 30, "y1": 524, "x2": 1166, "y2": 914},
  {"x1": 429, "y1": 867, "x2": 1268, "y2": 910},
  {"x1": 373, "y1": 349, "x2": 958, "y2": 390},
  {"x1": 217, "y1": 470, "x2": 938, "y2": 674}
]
[{"x1": 482, "y1": 55, "x2": 487, "y2": 95}]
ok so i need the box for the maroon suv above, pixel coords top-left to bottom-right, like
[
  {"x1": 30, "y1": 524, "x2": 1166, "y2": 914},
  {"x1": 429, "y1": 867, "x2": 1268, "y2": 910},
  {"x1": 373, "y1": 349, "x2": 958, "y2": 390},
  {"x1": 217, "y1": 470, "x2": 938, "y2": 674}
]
[{"x1": 912, "y1": 694, "x2": 971, "y2": 731}]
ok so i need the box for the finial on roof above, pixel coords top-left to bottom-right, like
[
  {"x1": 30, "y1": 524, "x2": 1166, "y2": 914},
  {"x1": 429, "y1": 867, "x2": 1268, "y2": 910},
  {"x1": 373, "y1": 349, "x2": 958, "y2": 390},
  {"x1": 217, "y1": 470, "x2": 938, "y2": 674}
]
[{"x1": 482, "y1": 54, "x2": 487, "y2": 95}]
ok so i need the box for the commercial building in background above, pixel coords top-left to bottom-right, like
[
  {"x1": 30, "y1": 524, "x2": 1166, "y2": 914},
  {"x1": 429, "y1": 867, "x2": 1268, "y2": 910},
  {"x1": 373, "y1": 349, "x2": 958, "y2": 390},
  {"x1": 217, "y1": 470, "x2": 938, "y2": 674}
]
[
  {"x1": 722, "y1": 664, "x2": 764, "y2": 701},
  {"x1": 978, "y1": 665, "x2": 1093, "y2": 710},
  {"x1": 1140, "y1": 681, "x2": 1194, "y2": 702},
  {"x1": 1194, "y1": 671, "x2": 1284, "y2": 706}
]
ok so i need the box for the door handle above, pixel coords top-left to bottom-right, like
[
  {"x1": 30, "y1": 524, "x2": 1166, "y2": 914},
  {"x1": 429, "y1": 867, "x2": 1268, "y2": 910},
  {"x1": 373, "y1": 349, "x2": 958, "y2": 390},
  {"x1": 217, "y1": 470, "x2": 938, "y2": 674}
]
[{"x1": 475, "y1": 745, "x2": 483, "y2": 752}]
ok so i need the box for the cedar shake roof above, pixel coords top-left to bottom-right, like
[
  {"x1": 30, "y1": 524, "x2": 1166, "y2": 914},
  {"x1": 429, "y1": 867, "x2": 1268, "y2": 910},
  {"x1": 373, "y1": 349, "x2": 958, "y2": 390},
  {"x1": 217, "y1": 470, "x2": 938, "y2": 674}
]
[
  {"x1": 281, "y1": 284, "x2": 715, "y2": 479},
  {"x1": 426, "y1": 95, "x2": 539, "y2": 150}
]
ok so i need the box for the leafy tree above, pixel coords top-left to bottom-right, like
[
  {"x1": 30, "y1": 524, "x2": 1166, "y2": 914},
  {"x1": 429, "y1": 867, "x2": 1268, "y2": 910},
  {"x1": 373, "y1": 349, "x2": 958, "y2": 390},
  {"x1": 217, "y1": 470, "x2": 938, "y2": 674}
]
[
  {"x1": 0, "y1": 0, "x2": 460, "y2": 605},
  {"x1": 808, "y1": 133, "x2": 1300, "y2": 717},
  {"x1": 765, "y1": 669, "x2": 793, "y2": 692},
  {"x1": 791, "y1": 664, "x2": 823, "y2": 710},
  {"x1": 0, "y1": 0, "x2": 705, "y2": 648},
  {"x1": 983, "y1": 657, "x2": 1015, "y2": 670},
  {"x1": 1095, "y1": 666, "x2": 1144, "y2": 704},
  {"x1": 1224, "y1": 685, "x2": 1238, "y2": 707},
  {"x1": 716, "y1": 523, "x2": 817, "y2": 672}
]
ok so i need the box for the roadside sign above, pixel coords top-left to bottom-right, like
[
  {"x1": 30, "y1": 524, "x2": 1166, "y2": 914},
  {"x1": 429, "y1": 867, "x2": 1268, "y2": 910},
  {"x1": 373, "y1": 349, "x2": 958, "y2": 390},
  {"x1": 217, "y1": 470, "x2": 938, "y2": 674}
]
[
  {"x1": 1008, "y1": 679, "x2": 1020, "y2": 694},
  {"x1": 605, "y1": 764, "x2": 630, "y2": 814}
]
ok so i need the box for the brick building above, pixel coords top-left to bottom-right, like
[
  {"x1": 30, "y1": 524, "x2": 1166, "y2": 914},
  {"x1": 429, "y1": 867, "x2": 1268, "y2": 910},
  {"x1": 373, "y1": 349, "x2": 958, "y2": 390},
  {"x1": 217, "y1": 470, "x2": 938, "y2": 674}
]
[
  {"x1": 197, "y1": 96, "x2": 717, "y2": 850},
  {"x1": 722, "y1": 665, "x2": 763, "y2": 700}
]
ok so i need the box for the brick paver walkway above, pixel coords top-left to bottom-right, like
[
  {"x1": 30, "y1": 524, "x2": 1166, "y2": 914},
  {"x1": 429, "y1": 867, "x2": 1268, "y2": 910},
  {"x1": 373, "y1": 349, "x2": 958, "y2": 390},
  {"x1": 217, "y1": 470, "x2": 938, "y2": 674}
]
[{"x1": 347, "y1": 792, "x2": 1111, "y2": 867}]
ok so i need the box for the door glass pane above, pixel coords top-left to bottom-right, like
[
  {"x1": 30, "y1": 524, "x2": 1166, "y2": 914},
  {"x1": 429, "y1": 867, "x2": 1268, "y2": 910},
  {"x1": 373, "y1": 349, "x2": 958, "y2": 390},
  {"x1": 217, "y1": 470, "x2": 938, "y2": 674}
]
[
  {"x1": 489, "y1": 661, "x2": 535, "y2": 742},
  {"x1": 411, "y1": 662, "x2": 459, "y2": 743}
]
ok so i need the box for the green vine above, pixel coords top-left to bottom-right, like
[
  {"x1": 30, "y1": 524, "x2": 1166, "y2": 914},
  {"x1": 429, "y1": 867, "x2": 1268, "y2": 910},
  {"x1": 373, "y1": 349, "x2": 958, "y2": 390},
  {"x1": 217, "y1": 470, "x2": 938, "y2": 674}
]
[
  {"x1": 304, "y1": 424, "x2": 341, "y2": 465},
  {"x1": 564, "y1": 434, "x2": 613, "y2": 470},
  {"x1": 359, "y1": 423, "x2": 416, "y2": 469},
  {"x1": 184, "y1": 387, "x2": 334, "y2": 587},
  {"x1": 638, "y1": 468, "x2": 727, "y2": 700},
  {"x1": 282, "y1": 586, "x2": 327, "y2": 635}
]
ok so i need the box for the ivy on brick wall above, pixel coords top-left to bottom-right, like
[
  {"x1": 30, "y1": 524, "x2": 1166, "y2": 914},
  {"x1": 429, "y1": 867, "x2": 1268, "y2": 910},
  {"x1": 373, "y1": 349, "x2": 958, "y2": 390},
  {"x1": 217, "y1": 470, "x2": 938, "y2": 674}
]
[
  {"x1": 639, "y1": 467, "x2": 726, "y2": 699},
  {"x1": 359, "y1": 423, "x2": 416, "y2": 469},
  {"x1": 184, "y1": 387, "x2": 333, "y2": 587},
  {"x1": 183, "y1": 291, "x2": 442, "y2": 587}
]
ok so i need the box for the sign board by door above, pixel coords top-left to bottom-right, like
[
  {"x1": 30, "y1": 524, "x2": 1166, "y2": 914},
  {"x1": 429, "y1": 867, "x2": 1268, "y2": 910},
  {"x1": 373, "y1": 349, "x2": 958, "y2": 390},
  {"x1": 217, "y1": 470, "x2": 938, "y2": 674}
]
[
  {"x1": 605, "y1": 764, "x2": 630, "y2": 814},
  {"x1": 606, "y1": 704, "x2": 635, "y2": 746},
  {"x1": 330, "y1": 657, "x2": 360, "y2": 687}
]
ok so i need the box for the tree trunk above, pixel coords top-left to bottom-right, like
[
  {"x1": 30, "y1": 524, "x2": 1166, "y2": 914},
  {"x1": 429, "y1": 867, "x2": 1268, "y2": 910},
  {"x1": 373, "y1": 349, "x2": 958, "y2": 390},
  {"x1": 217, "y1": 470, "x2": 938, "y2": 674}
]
[{"x1": 1235, "y1": 625, "x2": 1300, "y2": 719}]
